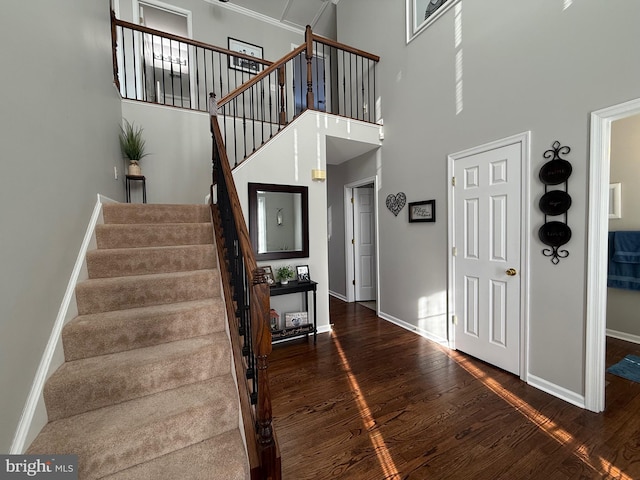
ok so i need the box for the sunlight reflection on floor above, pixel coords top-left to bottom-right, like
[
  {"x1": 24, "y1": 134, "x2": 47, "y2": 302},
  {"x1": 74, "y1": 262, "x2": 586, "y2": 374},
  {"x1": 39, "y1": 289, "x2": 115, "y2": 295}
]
[
  {"x1": 333, "y1": 334, "x2": 401, "y2": 479},
  {"x1": 443, "y1": 348, "x2": 632, "y2": 479}
]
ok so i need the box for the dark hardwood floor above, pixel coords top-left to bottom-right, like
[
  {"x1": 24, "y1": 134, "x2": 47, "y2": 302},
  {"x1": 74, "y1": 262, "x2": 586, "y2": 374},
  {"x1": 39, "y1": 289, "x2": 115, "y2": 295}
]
[{"x1": 269, "y1": 297, "x2": 640, "y2": 479}]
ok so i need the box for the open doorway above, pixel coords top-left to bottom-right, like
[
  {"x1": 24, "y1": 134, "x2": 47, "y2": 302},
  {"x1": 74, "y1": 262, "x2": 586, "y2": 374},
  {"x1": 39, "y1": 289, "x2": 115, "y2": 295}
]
[
  {"x1": 586, "y1": 97, "x2": 640, "y2": 412},
  {"x1": 344, "y1": 177, "x2": 378, "y2": 308},
  {"x1": 133, "y1": 0, "x2": 194, "y2": 107}
]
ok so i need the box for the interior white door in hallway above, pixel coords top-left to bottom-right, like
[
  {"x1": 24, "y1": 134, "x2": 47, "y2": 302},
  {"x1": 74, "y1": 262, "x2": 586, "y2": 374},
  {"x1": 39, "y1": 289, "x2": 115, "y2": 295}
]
[
  {"x1": 354, "y1": 186, "x2": 376, "y2": 301},
  {"x1": 450, "y1": 138, "x2": 526, "y2": 376}
]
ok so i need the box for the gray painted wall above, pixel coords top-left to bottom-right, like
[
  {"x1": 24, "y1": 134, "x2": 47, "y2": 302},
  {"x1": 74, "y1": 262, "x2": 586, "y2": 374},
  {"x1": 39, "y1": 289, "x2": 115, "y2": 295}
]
[
  {"x1": 607, "y1": 114, "x2": 640, "y2": 336},
  {"x1": 327, "y1": 152, "x2": 378, "y2": 298},
  {"x1": 337, "y1": 0, "x2": 640, "y2": 395},
  {"x1": 0, "y1": 1, "x2": 123, "y2": 451}
]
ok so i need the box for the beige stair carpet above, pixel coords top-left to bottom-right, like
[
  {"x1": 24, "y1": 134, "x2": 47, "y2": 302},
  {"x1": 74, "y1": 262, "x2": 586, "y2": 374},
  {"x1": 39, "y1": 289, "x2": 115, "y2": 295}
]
[{"x1": 27, "y1": 203, "x2": 249, "y2": 480}]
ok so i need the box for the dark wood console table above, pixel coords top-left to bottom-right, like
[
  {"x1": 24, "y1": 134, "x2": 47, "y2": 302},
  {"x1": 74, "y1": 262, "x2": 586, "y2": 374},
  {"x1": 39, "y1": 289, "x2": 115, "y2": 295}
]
[{"x1": 269, "y1": 280, "x2": 317, "y2": 344}]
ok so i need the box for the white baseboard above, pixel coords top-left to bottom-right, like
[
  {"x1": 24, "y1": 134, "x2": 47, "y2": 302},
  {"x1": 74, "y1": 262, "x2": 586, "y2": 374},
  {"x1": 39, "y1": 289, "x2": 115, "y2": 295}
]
[
  {"x1": 378, "y1": 311, "x2": 449, "y2": 346},
  {"x1": 329, "y1": 290, "x2": 347, "y2": 302},
  {"x1": 10, "y1": 195, "x2": 107, "y2": 454},
  {"x1": 606, "y1": 329, "x2": 640, "y2": 345},
  {"x1": 527, "y1": 373, "x2": 585, "y2": 409},
  {"x1": 316, "y1": 324, "x2": 332, "y2": 335}
]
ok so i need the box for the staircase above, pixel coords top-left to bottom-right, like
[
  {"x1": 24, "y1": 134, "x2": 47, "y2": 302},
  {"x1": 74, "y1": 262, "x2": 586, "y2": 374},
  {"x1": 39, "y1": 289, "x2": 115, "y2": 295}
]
[{"x1": 27, "y1": 203, "x2": 249, "y2": 480}]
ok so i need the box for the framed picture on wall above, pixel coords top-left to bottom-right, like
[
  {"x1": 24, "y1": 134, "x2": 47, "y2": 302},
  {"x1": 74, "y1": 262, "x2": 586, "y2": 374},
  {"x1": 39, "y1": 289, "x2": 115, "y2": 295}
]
[
  {"x1": 228, "y1": 37, "x2": 263, "y2": 74},
  {"x1": 408, "y1": 200, "x2": 436, "y2": 223}
]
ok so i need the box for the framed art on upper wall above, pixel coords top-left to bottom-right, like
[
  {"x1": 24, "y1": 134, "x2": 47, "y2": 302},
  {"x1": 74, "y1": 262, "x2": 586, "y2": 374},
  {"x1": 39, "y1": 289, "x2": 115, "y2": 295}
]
[
  {"x1": 228, "y1": 37, "x2": 263, "y2": 74},
  {"x1": 406, "y1": 0, "x2": 461, "y2": 43}
]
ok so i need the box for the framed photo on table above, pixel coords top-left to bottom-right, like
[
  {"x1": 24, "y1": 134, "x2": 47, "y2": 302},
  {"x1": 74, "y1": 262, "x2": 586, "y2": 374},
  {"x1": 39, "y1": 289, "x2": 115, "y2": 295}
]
[
  {"x1": 296, "y1": 265, "x2": 310, "y2": 282},
  {"x1": 262, "y1": 266, "x2": 276, "y2": 286},
  {"x1": 228, "y1": 37, "x2": 263, "y2": 74},
  {"x1": 408, "y1": 200, "x2": 436, "y2": 223}
]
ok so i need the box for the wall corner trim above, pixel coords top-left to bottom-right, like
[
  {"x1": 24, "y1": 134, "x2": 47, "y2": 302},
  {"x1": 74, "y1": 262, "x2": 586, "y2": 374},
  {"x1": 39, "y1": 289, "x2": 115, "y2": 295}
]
[{"x1": 10, "y1": 195, "x2": 109, "y2": 454}]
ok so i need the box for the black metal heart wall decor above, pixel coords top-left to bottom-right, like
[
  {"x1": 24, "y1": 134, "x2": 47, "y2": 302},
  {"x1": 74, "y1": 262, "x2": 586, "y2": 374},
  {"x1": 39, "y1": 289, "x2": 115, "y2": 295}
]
[{"x1": 386, "y1": 192, "x2": 406, "y2": 216}]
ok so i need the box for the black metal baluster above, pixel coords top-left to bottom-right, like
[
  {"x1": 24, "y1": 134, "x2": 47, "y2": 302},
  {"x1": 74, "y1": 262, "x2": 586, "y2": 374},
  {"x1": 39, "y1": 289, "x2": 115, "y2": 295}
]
[
  {"x1": 338, "y1": 51, "x2": 347, "y2": 117},
  {"x1": 269, "y1": 72, "x2": 274, "y2": 138},
  {"x1": 322, "y1": 43, "x2": 327, "y2": 114},
  {"x1": 242, "y1": 91, "x2": 247, "y2": 159},
  {"x1": 179, "y1": 41, "x2": 185, "y2": 107},
  {"x1": 132, "y1": 29, "x2": 139, "y2": 100},
  {"x1": 260, "y1": 79, "x2": 265, "y2": 145},
  {"x1": 121, "y1": 26, "x2": 129, "y2": 99},
  {"x1": 233, "y1": 97, "x2": 238, "y2": 167},
  {"x1": 361, "y1": 55, "x2": 365, "y2": 121},
  {"x1": 250, "y1": 83, "x2": 256, "y2": 153},
  {"x1": 151, "y1": 34, "x2": 158, "y2": 103},
  {"x1": 373, "y1": 61, "x2": 377, "y2": 122},
  {"x1": 218, "y1": 52, "x2": 224, "y2": 101},
  {"x1": 226, "y1": 52, "x2": 231, "y2": 99},
  {"x1": 141, "y1": 33, "x2": 148, "y2": 101}
]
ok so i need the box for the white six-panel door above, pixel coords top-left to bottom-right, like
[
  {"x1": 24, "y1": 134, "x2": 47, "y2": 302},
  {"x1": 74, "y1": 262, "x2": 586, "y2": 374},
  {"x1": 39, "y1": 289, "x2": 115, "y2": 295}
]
[
  {"x1": 451, "y1": 141, "x2": 523, "y2": 375},
  {"x1": 354, "y1": 186, "x2": 376, "y2": 301}
]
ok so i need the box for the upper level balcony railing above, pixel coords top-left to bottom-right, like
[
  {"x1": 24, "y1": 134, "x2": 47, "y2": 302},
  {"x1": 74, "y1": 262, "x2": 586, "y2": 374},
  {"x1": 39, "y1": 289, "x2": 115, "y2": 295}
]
[
  {"x1": 111, "y1": 11, "x2": 273, "y2": 111},
  {"x1": 214, "y1": 26, "x2": 380, "y2": 167},
  {"x1": 112, "y1": 12, "x2": 380, "y2": 167}
]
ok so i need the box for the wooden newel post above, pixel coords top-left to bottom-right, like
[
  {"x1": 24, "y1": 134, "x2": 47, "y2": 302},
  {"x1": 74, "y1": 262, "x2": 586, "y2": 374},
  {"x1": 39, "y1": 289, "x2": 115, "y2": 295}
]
[
  {"x1": 110, "y1": 9, "x2": 120, "y2": 91},
  {"x1": 278, "y1": 66, "x2": 286, "y2": 126},
  {"x1": 251, "y1": 268, "x2": 280, "y2": 479},
  {"x1": 305, "y1": 25, "x2": 314, "y2": 110}
]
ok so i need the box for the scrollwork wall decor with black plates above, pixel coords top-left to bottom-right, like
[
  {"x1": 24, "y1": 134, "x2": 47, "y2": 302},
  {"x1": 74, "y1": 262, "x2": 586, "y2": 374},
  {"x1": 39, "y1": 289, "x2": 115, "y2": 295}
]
[{"x1": 539, "y1": 141, "x2": 572, "y2": 264}]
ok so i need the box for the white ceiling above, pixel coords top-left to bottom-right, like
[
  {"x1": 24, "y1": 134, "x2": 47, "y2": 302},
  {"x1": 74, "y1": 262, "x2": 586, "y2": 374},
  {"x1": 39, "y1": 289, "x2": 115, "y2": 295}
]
[{"x1": 215, "y1": 0, "x2": 338, "y2": 38}]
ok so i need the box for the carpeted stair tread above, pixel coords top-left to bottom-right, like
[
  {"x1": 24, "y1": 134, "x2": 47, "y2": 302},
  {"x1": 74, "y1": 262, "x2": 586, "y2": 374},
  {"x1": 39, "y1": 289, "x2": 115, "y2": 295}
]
[
  {"x1": 45, "y1": 334, "x2": 230, "y2": 421},
  {"x1": 96, "y1": 222, "x2": 213, "y2": 249},
  {"x1": 101, "y1": 430, "x2": 249, "y2": 480},
  {"x1": 63, "y1": 298, "x2": 225, "y2": 361},
  {"x1": 28, "y1": 377, "x2": 239, "y2": 480},
  {"x1": 75, "y1": 269, "x2": 220, "y2": 315},
  {"x1": 103, "y1": 203, "x2": 210, "y2": 225},
  {"x1": 86, "y1": 244, "x2": 216, "y2": 278}
]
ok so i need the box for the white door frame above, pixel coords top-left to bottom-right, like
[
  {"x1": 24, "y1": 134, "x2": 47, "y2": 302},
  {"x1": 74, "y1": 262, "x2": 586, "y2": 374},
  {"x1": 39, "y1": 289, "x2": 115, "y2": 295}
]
[
  {"x1": 447, "y1": 132, "x2": 531, "y2": 380},
  {"x1": 345, "y1": 176, "x2": 379, "y2": 305},
  {"x1": 585, "y1": 97, "x2": 640, "y2": 413},
  {"x1": 133, "y1": 0, "x2": 195, "y2": 106}
]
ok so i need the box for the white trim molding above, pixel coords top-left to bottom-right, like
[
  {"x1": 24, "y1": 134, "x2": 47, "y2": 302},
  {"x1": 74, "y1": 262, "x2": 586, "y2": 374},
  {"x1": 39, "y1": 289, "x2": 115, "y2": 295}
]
[
  {"x1": 329, "y1": 290, "x2": 348, "y2": 302},
  {"x1": 10, "y1": 195, "x2": 114, "y2": 454},
  {"x1": 378, "y1": 311, "x2": 449, "y2": 347},
  {"x1": 607, "y1": 329, "x2": 640, "y2": 345},
  {"x1": 203, "y1": 0, "x2": 305, "y2": 35},
  {"x1": 586, "y1": 97, "x2": 640, "y2": 413},
  {"x1": 527, "y1": 374, "x2": 585, "y2": 409}
]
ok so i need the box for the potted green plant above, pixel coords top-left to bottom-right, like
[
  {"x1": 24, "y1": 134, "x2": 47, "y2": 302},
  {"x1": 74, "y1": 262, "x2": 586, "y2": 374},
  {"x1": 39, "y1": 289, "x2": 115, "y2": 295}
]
[
  {"x1": 276, "y1": 265, "x2": 295, "y2": 285},
  {"x1": 119, "y1": 119, "x2": 149, "y2": 176}
]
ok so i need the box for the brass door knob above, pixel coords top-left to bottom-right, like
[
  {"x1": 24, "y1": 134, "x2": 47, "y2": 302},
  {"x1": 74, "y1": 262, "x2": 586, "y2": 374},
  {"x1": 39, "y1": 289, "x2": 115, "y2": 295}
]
[{"x1": 506, "y1": 268, "x2": 517, "y2": 276}]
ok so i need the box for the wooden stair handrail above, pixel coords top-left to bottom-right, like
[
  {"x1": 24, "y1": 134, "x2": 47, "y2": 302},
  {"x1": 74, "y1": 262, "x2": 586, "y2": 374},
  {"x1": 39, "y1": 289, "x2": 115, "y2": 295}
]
[
  {"x1": 218, "y1": 44, "x2": 306, "y2": 108},
  {"x1": 210, "y1": 115, "x2": 280, "y2": 479},
  {"x1": 218, "y1": 25, "x2": 380, "y2": 109},
  {"x1": 310, "y1": 33, "x2": 380, "y2": 62},
  {"x1": 112, "y1": 17, "x2": 273, "y2": 70}
]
